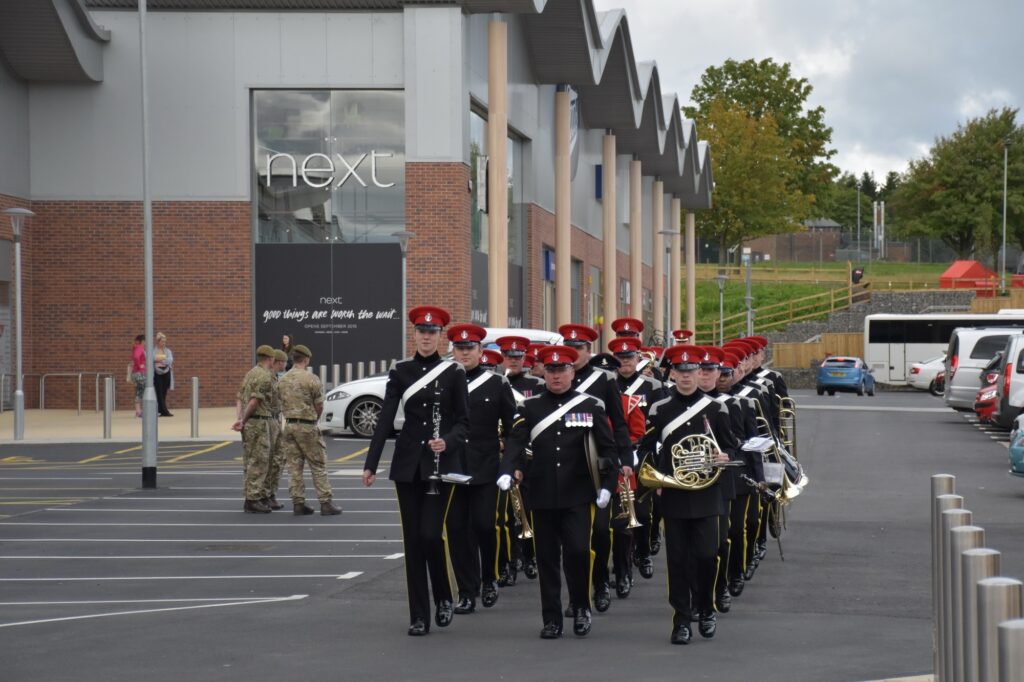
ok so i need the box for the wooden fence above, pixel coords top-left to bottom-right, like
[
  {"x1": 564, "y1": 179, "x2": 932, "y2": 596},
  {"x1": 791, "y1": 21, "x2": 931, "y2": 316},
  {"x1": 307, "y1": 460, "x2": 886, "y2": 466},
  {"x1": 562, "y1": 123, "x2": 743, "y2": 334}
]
[{"x1": 772, "y1": 332, "x2": 864, "y2": 368}]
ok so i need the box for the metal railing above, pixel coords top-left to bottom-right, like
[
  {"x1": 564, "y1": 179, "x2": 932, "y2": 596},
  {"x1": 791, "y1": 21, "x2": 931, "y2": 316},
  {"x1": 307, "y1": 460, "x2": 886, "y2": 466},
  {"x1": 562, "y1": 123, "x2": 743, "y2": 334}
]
[
  {"x1": 931, "y1": 474, "x2": 1024, "y2": 681},
  {"x1": 39, "y1": 372, "x2": 116, "y2": 415},
  {"x1": 317, "y1": 360, "x2": 399, "y2": 390}
]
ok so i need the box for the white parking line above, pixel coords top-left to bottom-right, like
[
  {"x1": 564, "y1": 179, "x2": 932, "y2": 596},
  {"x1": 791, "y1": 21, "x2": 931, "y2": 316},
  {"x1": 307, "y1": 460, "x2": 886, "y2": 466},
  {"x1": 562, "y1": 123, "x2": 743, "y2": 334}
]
[
  {"x1": 3, "y1": 538, "x2": 402, "y2": 543},
  {"x1": 0, "y1": 574, "x2": 363, "y2": 582},
  {"x1": 0, "y1": 477, "x2": 114, "y2": 480},
  {"x1": 0, "y1": 555, "x2": 391, "y2": 560},
  {"x1": 43, "y1": 508, "x2": 399, "y2": 514},
  {"x1": 0, "y1": 522, "x2": 400, "y2": 527},
  {"x1": 100, "y1": 497, "x2": 394, "y2": 501},
  {"x1": 0, "y1": 597, "x2": 300, "y2": 605},
  {"x1": 0, "y1": 594, "x2": 308, "y2": 629},
  {"x1": 799, "y1": 405, "x2": 950, "y2": 413}
]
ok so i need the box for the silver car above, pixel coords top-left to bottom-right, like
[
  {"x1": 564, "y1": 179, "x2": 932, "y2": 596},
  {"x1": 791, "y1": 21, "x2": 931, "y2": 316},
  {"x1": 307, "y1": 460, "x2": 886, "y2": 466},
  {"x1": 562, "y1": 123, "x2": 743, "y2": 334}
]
[
  {"x1": 319, "y1": 327, "x2": 562, "y2": 437},
  {"x1": 944, "y1": 328, "x2": 1015, "y2": 410}
]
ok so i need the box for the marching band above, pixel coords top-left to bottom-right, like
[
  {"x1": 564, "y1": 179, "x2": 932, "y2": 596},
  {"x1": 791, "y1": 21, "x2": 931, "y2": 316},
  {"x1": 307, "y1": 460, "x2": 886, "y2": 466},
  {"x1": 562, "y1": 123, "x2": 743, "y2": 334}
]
[{"x1": 359, "y1": 306, "x2": 806, "y2": 643}]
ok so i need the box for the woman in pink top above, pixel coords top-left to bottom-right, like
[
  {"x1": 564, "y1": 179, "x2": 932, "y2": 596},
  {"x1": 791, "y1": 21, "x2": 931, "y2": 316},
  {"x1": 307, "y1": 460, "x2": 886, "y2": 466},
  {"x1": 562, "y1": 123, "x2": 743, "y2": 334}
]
[{"x1": 131, "y1": 334, "x2": 146, "y2": 417}]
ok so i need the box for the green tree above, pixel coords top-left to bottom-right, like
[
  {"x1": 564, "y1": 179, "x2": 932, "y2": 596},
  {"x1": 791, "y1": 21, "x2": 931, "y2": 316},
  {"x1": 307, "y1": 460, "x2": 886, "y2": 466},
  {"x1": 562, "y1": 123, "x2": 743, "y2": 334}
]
[
  {"x1": 695, "y1": 100, "x2": 813, "y2": 263},
  {"x1": 815, "y1": 172, "x2": 872, "y2": 235},
  {"x1": 879, "y1": 171, "x2": 902, "y2": 201},
  {"x1": 888, "y1": 107, "x2": 1024, "y2": 258},
  {"x1": 858, "y1": 171, "x2": 878, "y2": 200},
  {"x1": 684, "y1": 58, "x2": 837, "y2": 200}
]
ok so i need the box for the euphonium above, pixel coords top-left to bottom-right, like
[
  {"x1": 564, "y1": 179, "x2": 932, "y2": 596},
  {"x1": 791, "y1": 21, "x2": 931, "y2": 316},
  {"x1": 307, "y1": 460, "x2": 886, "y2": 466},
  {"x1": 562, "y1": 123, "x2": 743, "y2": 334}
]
[
  {"x1": 778, "y1": 397, "x2": 797, "y2": 459},
  {"x1": 509, "y1": 483, "x2": 533, "y2": 540},
  {"x1": 638, "y1": 434, "x2": 735, "y2": 492},
  {"x1": 614, "y1": 473, "x2": 643, "y2": 529}
]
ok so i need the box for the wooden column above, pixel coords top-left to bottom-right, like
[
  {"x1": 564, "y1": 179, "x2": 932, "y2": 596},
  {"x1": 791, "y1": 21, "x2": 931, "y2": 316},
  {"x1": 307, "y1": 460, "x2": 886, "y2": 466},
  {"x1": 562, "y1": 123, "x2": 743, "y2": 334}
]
[
  {"x1": 487, "y1": 20, "x2": 508, "y2": 326},
  {"x1": 670, "y1": 196, "x2": 682, "y2": 332},
  {"x1": 652, "y1": 180, "x2": 665, "y2": 333},
  {"x1": 629, "y1": 159, "x2": 642, "y2": 320},
  {"x1": 685, "y1": 211, "x2": 696, "y2": 333},
  {"x1": 602, "y1": 133, "x2": 617, "y2": 343},
  {"x1": 554, "y1": 88, "x2": 571, "y2": 325}
]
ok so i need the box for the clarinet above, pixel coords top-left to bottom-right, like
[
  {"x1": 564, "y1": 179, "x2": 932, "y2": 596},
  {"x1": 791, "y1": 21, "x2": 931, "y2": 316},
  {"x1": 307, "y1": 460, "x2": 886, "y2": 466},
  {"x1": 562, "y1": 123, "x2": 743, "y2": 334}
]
[{"x1": 426, "y1": 380, "x2": 442, "y2": 495}]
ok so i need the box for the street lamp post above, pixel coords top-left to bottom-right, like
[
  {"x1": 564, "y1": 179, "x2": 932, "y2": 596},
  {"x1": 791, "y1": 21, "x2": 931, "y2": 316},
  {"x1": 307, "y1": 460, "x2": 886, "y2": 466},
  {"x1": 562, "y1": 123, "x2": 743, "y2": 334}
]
[
  {"x1": 658, "y1": 228, "x2": 677, "y2": 338},
  {"x1": 391, "y1": 230, "x2": 415, "y2": 357},
  {"x1": 856, "y1": 179, "x2": 862, "y2": 260},
  {"x1": 2, "y1": 208, "x2": 34, "y2": 440},
  {"x1": 1002, "y1": 139, "x2": 1010, "y2": 292},
  {"x1": 714, "y1": 274, "x2": 728, "y2": 345},
  {"x1": 742, "y1": 247, "x2": 753, "y2": 336}
]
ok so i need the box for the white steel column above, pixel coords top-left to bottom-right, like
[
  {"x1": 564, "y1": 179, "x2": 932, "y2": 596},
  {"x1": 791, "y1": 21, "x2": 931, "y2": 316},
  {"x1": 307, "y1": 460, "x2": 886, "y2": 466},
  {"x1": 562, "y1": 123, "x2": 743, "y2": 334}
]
[
  {"x1": 602, "y1": 133, "x2": 617, "y2": 343},
  {"x1": 670, "y1": 196, "x2": 682, "y2": 332},
  {"x1": 685, "y1": 211, "x2": 696, "y2": 333},
  {"x1": 554, "y1": 88, "x2": 572, "y2": 325},
  {"x1": 487, "y1": 19, "x2": 508, "y2": 326},
  {"x1": 629, "y1": 160, "x2": 642, "y2": 319},
  {"x1": 652, "y1": 180, "x2": 665, "y2": 334}
]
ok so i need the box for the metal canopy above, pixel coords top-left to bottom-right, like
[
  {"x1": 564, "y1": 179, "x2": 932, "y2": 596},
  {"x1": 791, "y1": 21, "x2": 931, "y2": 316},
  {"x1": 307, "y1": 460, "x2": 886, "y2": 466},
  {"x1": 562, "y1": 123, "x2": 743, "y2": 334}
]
[{"x1": 0, "y1": 0, "x2": 110, "y2": 82}]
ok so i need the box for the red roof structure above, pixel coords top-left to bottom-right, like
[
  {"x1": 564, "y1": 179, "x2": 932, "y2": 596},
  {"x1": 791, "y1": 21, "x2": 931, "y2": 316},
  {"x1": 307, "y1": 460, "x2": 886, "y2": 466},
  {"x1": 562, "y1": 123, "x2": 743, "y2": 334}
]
[{"x1": 940, "y1": 260, "x2": 997, "y2": 295}]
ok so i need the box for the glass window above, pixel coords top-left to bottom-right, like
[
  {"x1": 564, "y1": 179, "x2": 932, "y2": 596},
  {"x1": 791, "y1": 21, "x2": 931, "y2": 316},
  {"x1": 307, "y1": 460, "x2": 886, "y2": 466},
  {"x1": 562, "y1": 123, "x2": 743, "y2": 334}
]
[{"x1": 970, "y1": 335, "x2": 1010, "y2": 360}]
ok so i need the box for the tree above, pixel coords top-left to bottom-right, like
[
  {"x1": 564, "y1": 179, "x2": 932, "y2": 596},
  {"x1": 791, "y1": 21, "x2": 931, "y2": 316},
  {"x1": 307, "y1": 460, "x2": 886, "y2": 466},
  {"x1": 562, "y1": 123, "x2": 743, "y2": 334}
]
[
  {"x1": 858, "y1": 171, "x2": 878, "y2": 200},
  {"x1": 879, "y1": 171, "x2": 902, "y2": 201},
  {"x1": 888, "y1": 107, "x2": 1024, "y2": 259},
  {"x1": 815, "y1": 172, "x2": 872, "y2": 234},
  {"x1": 684, "y1": 58, "x2": 837, "y2": 201},
  {"x1": 694, "y1": 100, "x2": 813, "y2": 263}
]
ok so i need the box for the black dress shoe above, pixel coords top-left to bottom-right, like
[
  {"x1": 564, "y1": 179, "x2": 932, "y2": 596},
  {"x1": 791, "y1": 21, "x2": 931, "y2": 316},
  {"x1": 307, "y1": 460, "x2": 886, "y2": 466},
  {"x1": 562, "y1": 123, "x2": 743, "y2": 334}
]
[
  {"x1": 524, "y1": 558, "x2": 538, "y2": 580},
  {"x1": 159, "y1": 411, "x2": 174, "y2": 417},
  {"x1": 497, "y1": 565, "x2": 516, "y2": 587},
  {"x1": 671, "y1": 624, "x2": 692, "y2": 645},
  {"x1": 453, "y1": 597, "x2": 475, "y2": 614},
  {"x1": 715, "y1": 591, "x2": 732, "y2": 613},
  {"x1": 593, "y1": 584, "x2": 611, "y2": 613},
  {"x1": 638, "y1": 557, "x2": 654, "y2": 579},
  {"x1": 573, "y1": 607, "x2": 592, "y2": 636},
  {"x1": 564, "y1": 604, "x2": 574, "y2": 618},
  {"x1": 408, "y1": 619, "x2": 428, "y2": 636},
  {"x1": 615, "y1": 576, "x2": 631, "y2": 599},
  {"x1": 539, "y1": 622, "x2": 562, "y2": 639},
  {"x1": 435, "y1": 600, "x2": 454, "y2": 627},
  {"x1": 698, "y1": 611, "x2": 717, "y2": 638},
  {"x1": 650, "y1": 539, "x2": 661, "y2": 556},
  {"x1": 744, "y1": 560, "x2": 758, "y2": 581},
  {"x1": 728, "y1": 578, "x2": 745, "y2": 597},
  {"x1": 481, "y1": 582, "x2": 498, "y2": 608},
  {"x1": 755, "y1": 542, "x2": 767, "y2": 561}
]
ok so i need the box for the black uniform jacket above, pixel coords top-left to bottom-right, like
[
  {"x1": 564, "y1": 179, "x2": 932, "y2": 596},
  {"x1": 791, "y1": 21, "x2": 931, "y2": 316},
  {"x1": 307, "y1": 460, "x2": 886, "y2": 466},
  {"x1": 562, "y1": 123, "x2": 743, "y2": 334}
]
[
  {"x1": 363, "y1": 352, "x2": 470, "y2": 482},
  {"x1": 462, "y1": 366, "x2": 517, "y2": 485},
  {"x1": 756, "y1": 367, "x2": 789, "y2": 398},
  {"x1": 507, "y1": 371, "x2": 545, "y2": 403},
  {"x1": 572, "y1": 364, "x2": 632, "y2": 467},
  {"x1": 732, "y1": 376, "x2": 776, "y2": 436},
  {"x1": 705, "y1": 389, "x2": 765, "y2": 491},
  {"x1": 501, "y1": 390, "x2": 618, "y2": 510},
  {"x1": 616, "y1": 371, "x2": 667, "y2": 414},
  {"x1": 638, "y1": 388, "x2": 740, "y2": 520}
]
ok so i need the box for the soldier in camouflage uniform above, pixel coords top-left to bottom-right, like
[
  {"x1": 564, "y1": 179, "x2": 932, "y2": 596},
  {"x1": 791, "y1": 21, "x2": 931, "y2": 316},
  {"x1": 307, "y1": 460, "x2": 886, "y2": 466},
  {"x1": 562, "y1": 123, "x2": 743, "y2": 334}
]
[
  {"x1": 232, "y1": 345, "x2": 277, "y2": 514},
  {"x1": 260, "y1": 349, "x2": 288, "y2": 510},
  {"x1": 278, "y1": 344, "x2": 341, "y2": 516}
]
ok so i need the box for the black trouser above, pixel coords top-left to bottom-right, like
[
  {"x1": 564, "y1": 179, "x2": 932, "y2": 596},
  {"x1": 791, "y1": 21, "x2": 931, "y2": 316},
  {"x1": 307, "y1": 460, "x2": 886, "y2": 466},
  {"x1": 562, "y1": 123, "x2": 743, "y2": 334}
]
[
  {"x1": 729, "y1": 494, "x2": 752, "y2": 581},
  {"x1": 497, "y1": 490, "x2": 535, "y2": 575},
  {"x1": 590, "y1": 504, "x2": 612, "y2": 590},
  {"x1": 394, "y1": 480, "x2": 454, "y2": 626},
  {"x1": 757, "y1": 495, "x2": 770, "y2": 545},
  {"x1": 448, "y1": 483, "x2": 499, "y2": 599},
  {"x1": 154, "y1": 371, "x2": 171, "y2": 414},
  {"x1": 714, "y1": 503, "x2": 732, "y2": 597},
  {"x1": 532, "y1": 503, "x2": 593, "y2": 629},
  {"x1": 650, "y1": 494, "x2": 663, "y2": 548},
  {"x1": 747, "y1": 493, "x2": 763, "y2": 564},
  {"x1": 665, "y1": 515, "x2": 719, "y2": 627},
  {"x1": 632, "y1": 494, "x2": 652, "y2": 562},
  {"x1": 612, "y1": 526, "x2": 634, "y2": 582}
]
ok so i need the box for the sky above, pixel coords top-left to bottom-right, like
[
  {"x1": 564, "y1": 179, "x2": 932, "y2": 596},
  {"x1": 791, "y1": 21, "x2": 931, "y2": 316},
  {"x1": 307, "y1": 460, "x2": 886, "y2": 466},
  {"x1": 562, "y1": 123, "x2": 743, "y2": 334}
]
[{"x1": 592, "y1": 0, "x2": 1023, "y2": 182}]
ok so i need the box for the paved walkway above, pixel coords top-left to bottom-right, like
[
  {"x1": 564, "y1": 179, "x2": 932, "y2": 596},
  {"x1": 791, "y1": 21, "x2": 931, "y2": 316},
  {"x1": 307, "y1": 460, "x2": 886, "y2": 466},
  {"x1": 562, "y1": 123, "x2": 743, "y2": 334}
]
[{"x1": 0, "y1": 407, "x2": 240, "y2": 443}]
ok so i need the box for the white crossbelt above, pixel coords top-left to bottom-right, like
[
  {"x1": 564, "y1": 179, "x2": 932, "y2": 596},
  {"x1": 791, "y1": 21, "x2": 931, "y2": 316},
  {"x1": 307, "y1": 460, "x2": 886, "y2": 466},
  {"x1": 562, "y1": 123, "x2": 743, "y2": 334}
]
[
  {"x1": 467, "y1": 371, "x2": 493, "y2": 394},
  {"x1": 660, "y1": 396, "x2": 711, "y2": 443},
  {"x1": 401, "y1": 361, "x2": 454, "y2": 406},
  {"x1": 575, "y1": 370, "x2": 602, "y2": 395},
  {"x1": 530, "y1": 393, "x2": 589, "y2": 443},
  {"x1": 623, "y1": 376, "x2": 645, "y2": 396},
  {"x1": 510, "y1": 387, "x2": 526, "y2": 405},
  {"x1": 736, "y1": 386, "x2": 754, "y2": 397}
]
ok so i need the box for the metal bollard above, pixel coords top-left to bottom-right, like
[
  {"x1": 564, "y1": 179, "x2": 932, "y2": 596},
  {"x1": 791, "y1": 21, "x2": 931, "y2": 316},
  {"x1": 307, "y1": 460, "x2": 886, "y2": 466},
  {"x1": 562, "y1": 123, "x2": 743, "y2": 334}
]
[
  {"x1": 191, "y1": 377, "x2": 199, "y2": 438},
  {"x1": 950, "y1": 525, "x2": 985, "y2": 682},
  {"x1": 941, "y1": 508, "x2": 973, "y2": 682},
  {"x1": 332, "y1": 364, "x2": 340, "y2": 389},
  {"x1": 936, "y1": 496, "x2": 966, "y2": 681},
  {"x1": 103, "y1": 377, "x2": 113, "y2": 439},
  {"x1": 344, "y1": 363, "x2": 352, "y2": 383},
  {"x1": 380, "y1": 359, "x2": 386, "y2": 373},
  {"x1": 357, "y1": 362, "x2": 365, "y2": 380},
  {"x1": 963, "y1": 549, "x2": 1001, "y2": 682},
  {"x1": 369, "y1": 361, "x2": 376, "y2": 375},
  {"x1": 998, "y1": 619, "x2": 1024, "y2": 682},
  {"x1": 977, "y1": 577, "x2": 1023, "y2": 682},
  {"x1": 319, "y1": 365, "x2": 327, "y2": 387},
  {"x1": 934, "y1": 481, "x2": 960, "y2": 681}
]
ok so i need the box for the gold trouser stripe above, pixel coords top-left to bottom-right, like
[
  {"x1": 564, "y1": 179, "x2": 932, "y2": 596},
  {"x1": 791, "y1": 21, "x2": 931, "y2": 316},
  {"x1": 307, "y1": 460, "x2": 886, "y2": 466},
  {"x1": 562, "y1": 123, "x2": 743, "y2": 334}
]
[
  {"x1": 492, "y1": 489, "x2": 501, "y2": 580},
  {"x1": 441, "y1": 485, "x2": 457, "y2": 599},
  {"x1": 741, "y1": 495, "x2": 751, "y2": 570},
  {"x1": 587, "y1": 503, "x2": 596, "y2": 608}
]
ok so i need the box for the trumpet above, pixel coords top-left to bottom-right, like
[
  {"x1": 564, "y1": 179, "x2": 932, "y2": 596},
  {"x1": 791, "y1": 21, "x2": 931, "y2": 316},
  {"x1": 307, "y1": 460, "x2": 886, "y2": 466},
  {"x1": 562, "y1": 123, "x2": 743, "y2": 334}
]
[
  {"x1": 614, "y1": 471, "x2": 643, "y2": 529},
  {"x1": 509, "y1": 482, "x2": 533, "y2": 539}
]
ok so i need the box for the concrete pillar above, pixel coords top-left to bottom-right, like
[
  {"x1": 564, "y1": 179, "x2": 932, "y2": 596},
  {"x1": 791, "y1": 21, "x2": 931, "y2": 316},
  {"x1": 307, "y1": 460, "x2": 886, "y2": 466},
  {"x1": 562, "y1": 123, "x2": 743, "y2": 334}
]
[
  {"x1": 685, "y1": 211, "x2": 697, "y2": 334},
  {"x1": 652, "y1": 180, "x2": 665, "y2": 333},
  {"x1": 629, "y1": 159, "x2": 642, "y2": 320},
  {"x1": 487, "y1": 19, "x2": 508, "y2": 327},
  {"x1": 670, "y1": 196, "x2": 682, "y2": 332},
  {"x1": 602, "y1": 133, "x2": 617, "y2": 343},
  {"x1": 555, "y1": 88, "x2": 572, "y2": 325}
]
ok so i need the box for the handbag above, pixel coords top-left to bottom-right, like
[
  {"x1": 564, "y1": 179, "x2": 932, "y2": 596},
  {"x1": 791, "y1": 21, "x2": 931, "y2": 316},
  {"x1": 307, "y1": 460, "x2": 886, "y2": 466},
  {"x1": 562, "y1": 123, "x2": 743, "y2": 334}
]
[{"x1": 126, "y1": 362, "x2": 134, "y2": 384}]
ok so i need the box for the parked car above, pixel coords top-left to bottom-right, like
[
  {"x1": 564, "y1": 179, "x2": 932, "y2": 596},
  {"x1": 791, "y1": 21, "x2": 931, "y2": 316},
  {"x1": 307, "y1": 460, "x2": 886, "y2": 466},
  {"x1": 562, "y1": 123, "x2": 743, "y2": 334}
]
[
  {"x1": 944, "y1": 328, "x2": 1018, "y2": 411},
  {"x1": 934, "y1": 370, "x2": 946, "y2": 396},
  {"x1": 909, "y1": 353, "x2": 946, "y2": 395},
  {"x1": 974, "y1": 381, "x2": 998, "y2": 423},
  {"x1": 1008, "y1": 414, "x2": 1024, "y2": 478},
  {"x1": 992, "y1": 333, "x2": 1024, "y2": 428},
  {"x1": 319, "y1": 327, "x2": 562, "y2": 437},
  {"x1": 816, "y1": 356, "x2": 875, "y2": 396}
]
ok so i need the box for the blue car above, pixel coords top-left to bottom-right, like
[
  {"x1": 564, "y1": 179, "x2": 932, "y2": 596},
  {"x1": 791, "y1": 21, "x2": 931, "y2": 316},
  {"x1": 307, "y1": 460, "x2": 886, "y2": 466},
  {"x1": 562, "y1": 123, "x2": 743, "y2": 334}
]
[
  {"x1": 816, "y1": 356, "x2": 876, "y2": 396},
  {"x1": 1009, "y1": 416, "x2": 1024, "y2": 478}
]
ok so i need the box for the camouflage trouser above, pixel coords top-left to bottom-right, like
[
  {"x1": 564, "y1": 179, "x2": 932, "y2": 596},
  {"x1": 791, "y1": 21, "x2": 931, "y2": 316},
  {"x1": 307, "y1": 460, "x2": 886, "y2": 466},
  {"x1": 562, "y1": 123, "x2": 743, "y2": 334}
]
[
  {"x1": 262, "y1": 418, "x2": 284, "y2": 499},
  {"x1": 242, "y1": 418, "x2": 273, "y2": 501},
  {"x1": 283, "y1": 423, "x2": 333, "y2": 504}
]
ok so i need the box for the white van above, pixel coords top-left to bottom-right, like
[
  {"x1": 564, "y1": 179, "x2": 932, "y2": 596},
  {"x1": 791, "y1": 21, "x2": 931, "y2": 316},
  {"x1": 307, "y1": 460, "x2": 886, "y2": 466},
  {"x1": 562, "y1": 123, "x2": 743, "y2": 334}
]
[
  {"x1": 992, "y1": 333, "x2": 1024, "y2": 428},
  {"x1": 943, "y1": 328, "x2": 1018, "y2": 410}
]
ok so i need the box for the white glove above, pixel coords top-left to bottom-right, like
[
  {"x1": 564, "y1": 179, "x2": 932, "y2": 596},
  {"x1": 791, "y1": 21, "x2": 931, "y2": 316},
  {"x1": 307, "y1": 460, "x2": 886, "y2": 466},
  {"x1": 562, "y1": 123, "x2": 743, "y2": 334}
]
[
  {"x1": 596, "y1": 488, "x2": 612, "y2": 509},
  {"x1": 497, "y1": 474, "x2": 512, "y2": 491}
]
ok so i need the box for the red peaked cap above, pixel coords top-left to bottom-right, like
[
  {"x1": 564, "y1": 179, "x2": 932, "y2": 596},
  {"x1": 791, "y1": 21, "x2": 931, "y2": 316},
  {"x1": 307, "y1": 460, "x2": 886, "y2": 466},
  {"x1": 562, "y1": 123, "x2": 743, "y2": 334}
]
[
  {"x1": 609, "y1": 337, "x2": 642, "y2": 355},
  {"x1": 665, "y1": 344, "x2": 704, "y2": 370},
  {"x1": 745, "y1": 335, "x2": 769, "y2": 349},
  {"x1": 611, "y1": 317, "x2": 644, "y2": 336},
  {"x1": 721, "y1": 352, "x2": 741, "y2": 369},
  {"x1": 522, "y1": 352, "x2": 537, "y2": 368},
  {"x1": 409, "y1": 305, "x2": 450, "y2": 330},
  {"x1": 538, "y1": 345, "x2": 579, "y2": 367},
  {"x1": 481, "y1": 349, "x2": 504, "y2": 367},
  {"x1": 672, "y1": 329, "x2": 694, "y2": 341},
  {"x1": 495, "y1": 336, "x2": 531, "y2": 356},
  {"x1": 699, "y1": 346, "x2": 725, "y2": 366},
  {"x1": 447, "y1": 323, "x2": 486, "y2": 344},
  {"x1": 725, "y1": 339, "x2": 758, "y2": 357},
  {"x1": 559, "y1": 324, "x2": 599, "y2": 345}
]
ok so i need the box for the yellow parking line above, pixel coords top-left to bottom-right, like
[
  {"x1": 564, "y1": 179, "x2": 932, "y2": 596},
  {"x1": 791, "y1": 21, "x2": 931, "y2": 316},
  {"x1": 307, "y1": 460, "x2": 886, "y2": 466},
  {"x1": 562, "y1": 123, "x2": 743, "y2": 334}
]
[
  {"x1": 166, "y1": 441, "x2": 231, "y2": 464},
  {"x1": 335, "y1": 447, "x2": 369, "y2": 463},
  {"x1": 78, "y1": 455, "x2": 109, "y2": 464},
  {"x1": 114, "y1": 445, "x2": 142, "y2": 455}
]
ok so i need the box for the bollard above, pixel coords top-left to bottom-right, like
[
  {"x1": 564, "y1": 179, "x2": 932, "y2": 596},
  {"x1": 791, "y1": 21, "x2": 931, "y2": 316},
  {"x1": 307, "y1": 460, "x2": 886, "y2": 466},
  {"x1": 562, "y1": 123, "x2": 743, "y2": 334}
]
[
  {"x1": 319, "y1": 365, "x2": 327, "y2": 387},
  {"x1": 998, "y1": 619, "x2": 1024, "y2": 682},
  {"x1": 934, "y1": 481, "x2": 960, "y2": 681},
  {"x1": 369, "y1": 361, "x2": 377, "y2": 375},
  {"x1": 391, "y1": 358, "x2": 398, "y2": 370},
  {"x1": 936, "y1": 496, "x2": 966, "y2": 681},
  {"x1": 344, "y1": 362, "x2": 352, "y2": 383},
  {"x1": 949, "y1": 525, "x2": 985, "y2": 682},
  {"x1": 332, "y1": 364, "x2": 340, "y2": 389},
  {"x1": 941, "y1": 508, "x2": 973, "y2": 682},
  {"x1": 977, "y1": 577, "x2": 1023, "y2": 682},
  {"x1": 357, "y1": 362, "x2": 365, "y2": 380},
  {"x1": 103, "y1": 377, "x2": 113, "y2": 439},
  {"x1": 963, "y1": 549, "x2": 1001, "y2": 682},
  {"x1": 191, "y1": 376, "x2": 199, "y2": 438},
  {"x1": 380, "y1": 359, "x2": 386, "y2": 373}
]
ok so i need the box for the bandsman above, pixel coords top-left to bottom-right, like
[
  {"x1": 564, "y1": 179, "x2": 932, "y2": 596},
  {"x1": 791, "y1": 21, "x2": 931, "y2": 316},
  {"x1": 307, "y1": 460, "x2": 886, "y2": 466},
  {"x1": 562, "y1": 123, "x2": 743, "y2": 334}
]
[{"x1": 232, "y1": 344, "x2": 277, "y2": 513}]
